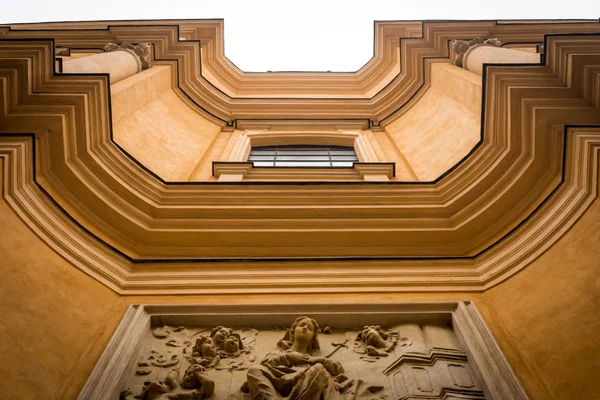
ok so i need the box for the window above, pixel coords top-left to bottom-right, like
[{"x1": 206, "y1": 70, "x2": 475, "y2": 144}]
[{"x1": 248, "y1": 145, "x2": 358, "y2": 167}]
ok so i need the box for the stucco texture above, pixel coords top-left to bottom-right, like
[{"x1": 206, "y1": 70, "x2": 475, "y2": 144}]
[
  {"x1": 384, "y1": 64, "x2": 481, "y2": 182},
  {"x1": 112, "y1": 87, "x2": 221, "y2": 182},
  {"x1": 0, "y1": 195, "x2": 122, "y2": 399},
  {"x1": 483, "y1": 197, "x2": 600, "y2": 399}
]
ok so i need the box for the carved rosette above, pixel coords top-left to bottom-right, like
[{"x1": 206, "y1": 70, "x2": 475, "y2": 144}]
[
  {"x1": 451, "y1": 37, "x2": 501, "y2": 68},
  {"x1": 105, "y1": 42, "x2": 151, "y2": 71}
]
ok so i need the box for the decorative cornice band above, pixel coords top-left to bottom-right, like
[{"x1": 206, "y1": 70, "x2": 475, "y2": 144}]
[
  {"x1": 1, "y1": 33, "x2": 600, "y2": 294},
  {"x1": 1, "y1": 125, "x2": 599, "y2": 294},
  {"x1": 1, "y1": 20, "x2": 599, "y2": 125}
]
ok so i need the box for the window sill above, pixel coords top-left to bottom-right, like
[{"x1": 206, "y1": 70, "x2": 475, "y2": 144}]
[{"x1": 212, "y1": 162, "x2": 395, "y2": 182}]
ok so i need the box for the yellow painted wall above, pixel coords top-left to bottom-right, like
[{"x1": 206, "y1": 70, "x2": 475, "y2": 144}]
[
  {"x1": 109, "y1": 63, "x2": 483, "y2": 183},
  {"x1": 430, "y1": 63, "x2": 482, "y2": 116},
  {"x1": 111, "y1": 68, "x2": 222, "y2": 182},
  {"x1": 187, "y1": 129, "x2": 233, "y2": 181},
  {"x1": 384, "y1": 64, "x2": 481, "y2": 181},
  {"x1": 0, "y1": 196, "x2": 485, "y2": 399},
  {"x1": 110, "y1": 65, "x2": 172, "y2": 125},
  {"x1": 0, "y1": 178, "x2": 122, "y2": 399},
  {"x1": 483, "y1": 197, "x2": 600, "y2": 399}
]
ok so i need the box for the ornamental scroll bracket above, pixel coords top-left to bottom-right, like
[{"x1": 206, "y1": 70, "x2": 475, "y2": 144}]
[
  {"x1": 451, "y1": 37, "x2": 502, "y2": 68},
  {"x1": 105, "y1": 42, "x2": 152, "y2": 71}
]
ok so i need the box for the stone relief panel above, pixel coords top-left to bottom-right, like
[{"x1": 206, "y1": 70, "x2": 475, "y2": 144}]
[{"x1": 118, "y1": 318, "x2": 484, "y2": 400}]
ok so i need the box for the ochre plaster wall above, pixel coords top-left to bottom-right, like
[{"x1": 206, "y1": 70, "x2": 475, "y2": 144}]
[
  {"x1": 384, "y1": 63, "x2": 481, "y2": 181},
  {"x1": 483, "y1": 197, "x2": 600, "y2": 399},
  {"x1": 109, "y1": 63, "x2": 482, "y2": 183},
  {"x1": 0, "y1": 165, "x2": 123, "y2": 400},
  {"x1": 112, "y1": 84, "x2": 221, "y2": 182},
  {"x1": 0, "y1": 185, "x2": 488, "y2": 398},
  {"x1": 187, "y1": 129, "x2": 234, "y2": 181},
  {"x1": 110, "y1": 65, "x2": 172, "y2": 125},
  {"x1": 430, "y1": 63, "x2": 482, "y2": 116}
]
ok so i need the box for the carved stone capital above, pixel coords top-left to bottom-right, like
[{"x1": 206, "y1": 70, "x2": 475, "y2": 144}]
[
  {"x1": 451, "y1": 37, "x2": 501, "y2": 68},
  {"x1": 105, "y1": 42, "x2": 151, "y2": 71}
]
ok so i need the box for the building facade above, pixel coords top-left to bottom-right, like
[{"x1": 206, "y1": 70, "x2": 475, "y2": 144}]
[{"x1": 0, "y1": 19, "x2": 599, "y2": 399}]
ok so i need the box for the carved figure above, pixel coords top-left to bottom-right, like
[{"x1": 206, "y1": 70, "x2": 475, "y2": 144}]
[
  {"x1": 194, "y1": 336, "x2": 218, "y2": 358},
  {"x1": 210, "y1": 326, "x2": 233, "y2": 347},
  {"x1": 190, "y1": 336, "x2": 221, "y2": 369},
  {"x1": 221, "y1": 332, "x2": 244, "y2": 357},
  {"x1": 179, "y1": 365, "x2": 216, "y2": 397},
  {"x1": 120, "y1": 366, "x2": 215, "y2": 400},
  {"x1": 354, "y1": 326, "x2": 398, "y2": 358},
  {"x1": 205, "y1": 326, "x2": 246, "y2": 357},
  {"x1": 245, "y1": 316, "x2": 349, "y2": 400},
  {"x1": 356, "y1": 326, "x2": 390, "y2": 349}
]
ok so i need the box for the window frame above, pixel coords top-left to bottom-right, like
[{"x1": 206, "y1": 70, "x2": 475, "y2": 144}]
[
  {"x1": 248, "y1": 145, "x2": 359, "y2": 168},
  {"x1": 227, "y1": 130, "x2": 380, "y2": 164},
  {"x1": 213, "y1": 129, "x2": 393, "y2": 181}
]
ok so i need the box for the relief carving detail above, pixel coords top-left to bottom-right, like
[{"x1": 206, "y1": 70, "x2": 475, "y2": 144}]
[
  {"x1": 244, "y1": 316, "x2": 355, "y2": 400},
  {"x1": 119, "y1": 317, "x2": 484, "y2": 400}
]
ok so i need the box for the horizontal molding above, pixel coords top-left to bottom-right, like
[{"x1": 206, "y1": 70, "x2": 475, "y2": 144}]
[
  {"x1": 0, "y1": 34, "x2": 599, "y2": 293},
  {"x1": 0, "y1": 124, "x2": 598, "y2": 293},
  {"x1": 1, "y1": 21, "x2": 599, "y2": 125}
]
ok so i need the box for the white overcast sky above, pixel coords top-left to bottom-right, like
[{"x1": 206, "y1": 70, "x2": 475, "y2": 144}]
[{"x1": 2, "y1": 0, "x2": 598, "y2": 71}]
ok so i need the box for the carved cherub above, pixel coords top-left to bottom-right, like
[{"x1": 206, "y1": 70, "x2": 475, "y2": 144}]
[
  {"x1": 190, "y1": 336, "x2": 221, "y2": 368},
  {"x1": 194, "y1": 336, "x2": 218, "y2": 358},
  {"x1": 178, "y1": 365, "x2": 215, "y2": 398},
  {"x1": 120, "y1": 365, "x2": 215, "y2": 400},
  {"x1": 208, "y1": 326, "x2": 245, "y2": 357},
  {"x1": 221, "y1": 332, "x2": 244, "y2": 357},
  {"x1": 210, "y1": 326, "x2": 232, "y2": 348},
  {"x1": 354, "y1": 325, "x2": 398, "y2": 357}
]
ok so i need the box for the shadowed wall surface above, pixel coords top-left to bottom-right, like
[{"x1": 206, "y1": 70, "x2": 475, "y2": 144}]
[
  {"x1": 483, "y1": 197, "x2": 600, "y2": 399},
  {"x1": 0, "y1": 163, "x2": 122, "y2": 400}
]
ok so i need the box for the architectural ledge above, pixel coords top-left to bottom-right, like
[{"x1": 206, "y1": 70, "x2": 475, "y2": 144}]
[
  {"x1": 3, "y1": 19, "x2": 599, "y2": 126},
  {"x1": 1, "y1": 31, "x2": 600, "y2": 294},
  {"x1": 212, "y1": 162, "x2": 395, "y2": 182},
  {"x1": 212, "y1": 162, "x2": 253, "y2": 182}
]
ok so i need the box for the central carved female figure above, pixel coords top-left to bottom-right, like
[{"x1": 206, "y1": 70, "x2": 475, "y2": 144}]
[{"x1": 246, "y1": 317, "x2": 344, "y2": 400}]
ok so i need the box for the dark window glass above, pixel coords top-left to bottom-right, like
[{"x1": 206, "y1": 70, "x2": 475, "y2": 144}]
[{"x1": 248, "y1": 145, "x2": 358, "y2": 168}]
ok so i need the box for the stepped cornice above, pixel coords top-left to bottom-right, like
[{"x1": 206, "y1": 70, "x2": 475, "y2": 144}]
[
  {"x1": 0, "y1": 28, "x2": 599, "y2": 293},
  {"x1": 1, "y1": 19, "x2": 599, "y2": 125}
]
